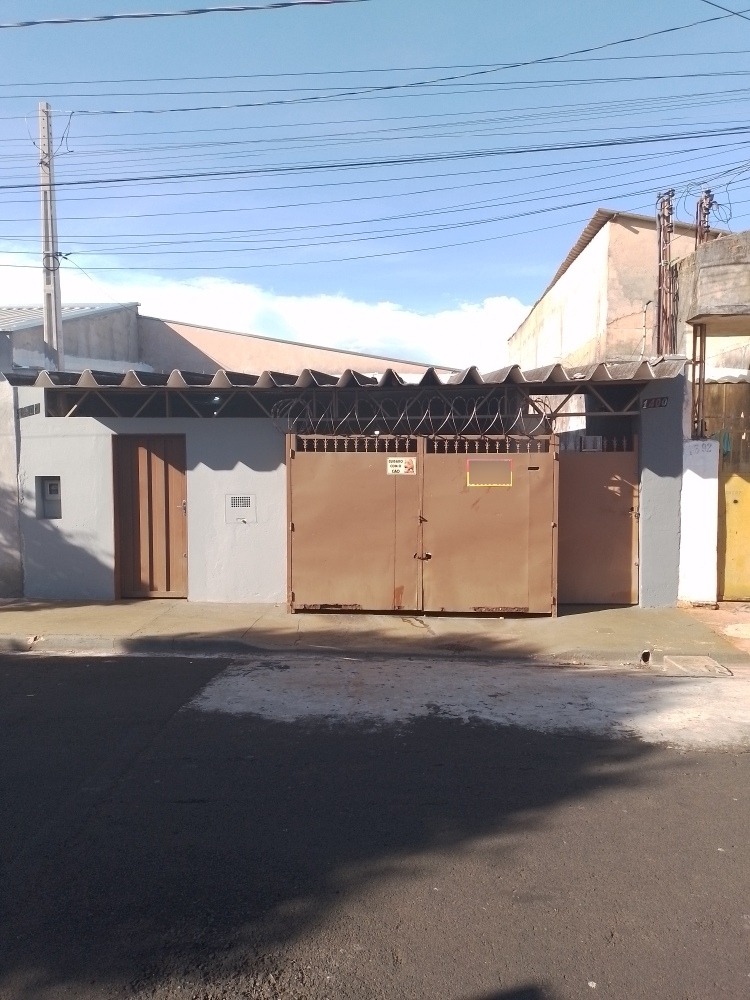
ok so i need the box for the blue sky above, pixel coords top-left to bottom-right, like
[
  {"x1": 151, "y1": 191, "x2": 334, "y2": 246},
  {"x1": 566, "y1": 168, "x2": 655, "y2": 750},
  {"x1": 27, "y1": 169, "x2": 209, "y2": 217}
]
[{"x1": 0, "y1": 0, "x2": 749, "y2": 366}]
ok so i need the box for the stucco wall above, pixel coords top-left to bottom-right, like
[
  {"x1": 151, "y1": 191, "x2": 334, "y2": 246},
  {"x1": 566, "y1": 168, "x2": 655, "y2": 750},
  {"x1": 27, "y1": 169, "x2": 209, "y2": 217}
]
[
  {"x1": 676, "y1": 233, "x2": 750, "y2": 368},
  {"x1": 509, "y1": 217, "x2": 706, "y2": 369},
  {"x1": 638, "y1": 374, "x2": 686, "y2": 607},
  {"x1": 606, "y1": 219, "x2": 695, "y2": 359},
  {"x1": 678, "y1": 440, "x2": 719, "y2": 605},
  {"x1": 15, "y1": 389, "x2": 287, "y2": 603},
  {"x1": 139, "y1": 316, "x2": 448, "y2": 377},
  {"x1": 507, "y1": 225, "x2": 610, "y2": 369},
  {"x1": 0, "y1": 380, "x2": 23, "y2": 596},
  {"x1": 17, "y1": 389, "x2": 116, "y2": 600},
  {"x1": 11, "y1": 306, "x2": 141, "y2": 371}
]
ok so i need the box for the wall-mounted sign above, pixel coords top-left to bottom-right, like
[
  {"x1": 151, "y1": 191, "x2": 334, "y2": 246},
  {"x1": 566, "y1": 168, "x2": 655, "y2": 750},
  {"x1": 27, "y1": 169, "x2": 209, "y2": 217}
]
[
  {"x1": 387, "y1": 456, "x2": 417, "y2": 475},
  {"x1": 642, "y1": 396, "x2": 669, "y2": 409}
]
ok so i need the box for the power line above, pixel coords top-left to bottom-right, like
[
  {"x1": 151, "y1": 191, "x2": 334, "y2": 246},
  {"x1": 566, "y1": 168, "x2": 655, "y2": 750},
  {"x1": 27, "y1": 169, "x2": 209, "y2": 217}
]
[
  {"x1": 10, "y1": 68, "x2": 750, "y2": 103},
  {"x1": 2, "y1": 123, "x2": 750, "y2": 192},
  {"x1": 3, "y1": 149, "x2": 744, "y2": 253},
  {"x1": 1, "y1": 134, "x2": 747, "y2": 210},
  {"x1": 3, "y1": 49, "x2": 750, "y2": 90},
  {"x1": 22, "y1": 159, "x2": 741, "y2": 249},
  {"x1": 0, "y1": 0, "x2": 368, "y2": 30},
  {"x1": 700, "y1": 0, "x2": 750, "y2": 23},
  {"x1": 0, "y1": 82, "x2": 744, "y2": 144}
]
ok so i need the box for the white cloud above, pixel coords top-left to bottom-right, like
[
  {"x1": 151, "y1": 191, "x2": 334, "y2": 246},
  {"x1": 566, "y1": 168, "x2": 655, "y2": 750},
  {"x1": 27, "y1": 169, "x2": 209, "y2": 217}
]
[{"x1": 0, "y1": 250, "x2": 529, "y2": 371}]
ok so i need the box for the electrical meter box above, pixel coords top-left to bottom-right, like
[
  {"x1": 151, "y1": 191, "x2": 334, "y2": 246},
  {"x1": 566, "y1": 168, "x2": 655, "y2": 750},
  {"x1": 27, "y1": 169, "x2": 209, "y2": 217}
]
[{"x1": 37, "y1": 476, "x2": 62, "y2": 519}]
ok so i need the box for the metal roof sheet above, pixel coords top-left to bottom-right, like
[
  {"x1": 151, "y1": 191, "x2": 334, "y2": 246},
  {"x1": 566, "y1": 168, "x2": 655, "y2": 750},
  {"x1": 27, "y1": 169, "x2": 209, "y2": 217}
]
[
  {"x1": 0, "y1": 303, "x2": 138, "y2": 332},
  {"x1": 4, "y1": 357, "x2": 686, "y2": 391}
]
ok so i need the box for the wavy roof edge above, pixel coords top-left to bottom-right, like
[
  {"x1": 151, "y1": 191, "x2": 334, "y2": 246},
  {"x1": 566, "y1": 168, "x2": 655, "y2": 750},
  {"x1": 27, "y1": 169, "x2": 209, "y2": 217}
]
[{"x1": 3, "y1": 357, "x2": 686, "y2": 391}]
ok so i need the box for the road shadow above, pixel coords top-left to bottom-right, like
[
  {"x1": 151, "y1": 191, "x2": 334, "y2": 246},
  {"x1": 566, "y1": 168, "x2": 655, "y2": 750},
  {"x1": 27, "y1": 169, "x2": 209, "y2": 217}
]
[
  {"x1": 468, "y1": 990, "x2": 552, "y2": 1000},
  {"x1": 0, "y1": 657, "x2": 667, "y2": 999}
]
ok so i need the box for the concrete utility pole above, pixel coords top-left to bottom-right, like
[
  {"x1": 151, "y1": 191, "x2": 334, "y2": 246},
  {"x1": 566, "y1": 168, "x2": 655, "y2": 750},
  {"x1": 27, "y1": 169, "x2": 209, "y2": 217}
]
[
  {"x1": 655, "y1": 189, "x2": 675, "y2": 356},
  {"x1": 39, "y1": 101, "x2": 64, "y2": 371},
  {"x1": 695, "y1": 188, "x2": 715, "y2": 248}
]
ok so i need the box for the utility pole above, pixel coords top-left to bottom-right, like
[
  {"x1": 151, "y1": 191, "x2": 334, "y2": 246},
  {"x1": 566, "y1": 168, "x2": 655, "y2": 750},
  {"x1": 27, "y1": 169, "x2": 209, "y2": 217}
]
[
  {"x1": 695, "y1": 188, "x2": 715, "y2": 248},
  {"x1": 655, "y1": 189, "x2": 675, "y2": 355},
  {"x1": 39, "y1": 101, "x2": 64, "y2": 371}
]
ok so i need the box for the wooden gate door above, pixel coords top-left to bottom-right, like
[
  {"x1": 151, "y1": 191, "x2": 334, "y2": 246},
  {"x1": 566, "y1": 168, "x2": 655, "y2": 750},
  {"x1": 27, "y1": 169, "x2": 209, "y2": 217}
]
[
  {"x1": 557, "y1": 450, "x2": 639, "y2": 605},
  {"x1": 719, "y1": 463, "x2": 750, "y2": 600},
  {"x1": 289, "y1": 439, "x2": 420, "y2": 611},
  {"x1": 113, "y1": 435, "x2": 188, "y2": 598},
  {"x1": 420, "y1": 448, "x2": 557, "y2": 614}
]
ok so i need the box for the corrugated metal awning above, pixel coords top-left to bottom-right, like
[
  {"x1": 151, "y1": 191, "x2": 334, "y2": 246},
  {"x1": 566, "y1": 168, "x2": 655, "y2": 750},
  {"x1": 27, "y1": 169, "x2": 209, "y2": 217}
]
[{"x1": 4, "y1": 356, "x2": 686, "y2": 392}]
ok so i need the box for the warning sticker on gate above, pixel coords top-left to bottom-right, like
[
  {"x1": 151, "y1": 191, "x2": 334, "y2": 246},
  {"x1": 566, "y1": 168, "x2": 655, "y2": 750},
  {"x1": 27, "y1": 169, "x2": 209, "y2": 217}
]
[{"x1": 387, "y1": 456, "x2": 417, "y2": 475}]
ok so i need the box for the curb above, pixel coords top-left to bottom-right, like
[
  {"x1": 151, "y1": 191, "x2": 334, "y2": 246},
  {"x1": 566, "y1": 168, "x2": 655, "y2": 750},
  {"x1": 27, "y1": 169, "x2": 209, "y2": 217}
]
[
  {"x1": 0, "y1": 634, "x2": 747, "y2": 671},
  {"x1": 21, "y1": 634, "x2": 271, "y2": 657}
]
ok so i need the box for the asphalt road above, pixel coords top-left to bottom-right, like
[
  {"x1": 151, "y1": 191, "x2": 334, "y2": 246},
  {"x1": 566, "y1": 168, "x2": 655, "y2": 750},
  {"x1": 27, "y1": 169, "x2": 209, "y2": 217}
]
[{"x1": 1, "y1": 655, "x2": 748, "y2": 1000}]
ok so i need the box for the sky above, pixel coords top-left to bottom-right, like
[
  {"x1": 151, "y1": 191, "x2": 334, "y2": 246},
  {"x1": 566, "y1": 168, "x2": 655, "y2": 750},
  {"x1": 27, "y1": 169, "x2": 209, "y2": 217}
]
[{"x1": 0, "y1": 0, "x2": 749, "y2": 369}]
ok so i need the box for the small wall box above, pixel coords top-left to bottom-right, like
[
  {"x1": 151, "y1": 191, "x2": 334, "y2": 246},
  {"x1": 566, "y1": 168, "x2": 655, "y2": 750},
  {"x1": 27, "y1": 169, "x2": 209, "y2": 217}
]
[
  {"x1": 225, "y1": 494, "x2": 257, "y2": 523},
  {"x1": 38, "y1": 476, "x2": 62, "y2": 519}
]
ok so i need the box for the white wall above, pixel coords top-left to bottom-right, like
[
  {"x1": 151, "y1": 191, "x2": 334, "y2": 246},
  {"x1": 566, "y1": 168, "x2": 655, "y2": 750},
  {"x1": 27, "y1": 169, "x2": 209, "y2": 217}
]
[
  {"x1": 15, "y1": 388, "x2": 287, "y2": 603},
  {"x1": 678, "y1": 439, "x2": 719, "y2": 606},
  {"x1": 179, "y1": 420, "x2": 287, "y2": 603}
]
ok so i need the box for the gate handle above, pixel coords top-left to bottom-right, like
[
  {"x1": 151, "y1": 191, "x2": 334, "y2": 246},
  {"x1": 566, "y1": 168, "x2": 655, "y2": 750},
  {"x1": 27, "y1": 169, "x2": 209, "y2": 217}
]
[{"x1": 414, "y1": 552, "x2": 432, "y2": 560}]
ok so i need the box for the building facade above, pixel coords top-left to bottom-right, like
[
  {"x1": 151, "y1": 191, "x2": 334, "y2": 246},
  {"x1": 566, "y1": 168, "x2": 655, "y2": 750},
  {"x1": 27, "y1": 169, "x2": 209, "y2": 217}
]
[
  {"x1": 507, "y1": 209, "x2": 749, "y2": 370},
  {"x1": 3, "y1": 359, "x2": 686, "y2": 611}
]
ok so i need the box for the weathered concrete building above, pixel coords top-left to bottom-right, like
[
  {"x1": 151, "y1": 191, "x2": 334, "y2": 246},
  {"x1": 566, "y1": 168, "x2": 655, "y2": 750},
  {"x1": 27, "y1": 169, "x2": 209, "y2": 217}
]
[
  {"x1": 507, "y1": 211, "x2": 750, "y2": 607},
  {"x1": 0, "y1": 304, "x2": 449, "y2": 378},
  {"x1": 507, "y1": 209, "x2": 749, "y2": 370}
]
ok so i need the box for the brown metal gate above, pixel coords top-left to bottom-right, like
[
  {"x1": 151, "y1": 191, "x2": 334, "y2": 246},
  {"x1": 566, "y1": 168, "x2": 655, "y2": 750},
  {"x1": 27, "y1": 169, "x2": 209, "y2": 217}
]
[
  {"x1": 557, "y1": 447, "x2": 639, "y2": 605},
  {"x1": 113, "y1": 435, "x2": 188, "y2": 599},
  {"x1": 422, "y1": 443, "x2": 557, "y2": 614},
  {"x1": 287, "y1": 437, "x2": 420, "y2": 611},
  {"x1": 288, "y1": 436, "x2": 557, "y2": 614}
]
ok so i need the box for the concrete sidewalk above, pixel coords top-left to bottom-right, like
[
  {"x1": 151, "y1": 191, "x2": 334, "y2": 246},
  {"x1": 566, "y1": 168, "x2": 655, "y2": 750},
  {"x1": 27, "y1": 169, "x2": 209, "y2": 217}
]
[{"x1": 0, "y1": 598, "x2": 748, "y2": 668}]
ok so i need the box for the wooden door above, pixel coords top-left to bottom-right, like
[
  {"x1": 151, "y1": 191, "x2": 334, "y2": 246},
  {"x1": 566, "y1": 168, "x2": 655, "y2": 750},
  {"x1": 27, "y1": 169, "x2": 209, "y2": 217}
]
[
  {"x1": 289, "y1": 439, "x2": 421, "y2": 611},
  {"x1": 113, "y1": 435, "x2": 188, "y2": 598},
  {"x1": 719, "y1": 467, "x2": 750, "y2": 600},
  {"x1": 421, "y1": 449, "x2": 557, "y2": 614},
  {"x1": 557, "y1": 451, "x2": 639, "y2": 605}
]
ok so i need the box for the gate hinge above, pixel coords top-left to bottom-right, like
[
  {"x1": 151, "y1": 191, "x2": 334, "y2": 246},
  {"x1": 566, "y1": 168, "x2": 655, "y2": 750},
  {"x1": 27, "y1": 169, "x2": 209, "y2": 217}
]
[{"x1": 289, "y1": 521, "x2": 294, "y2": 531}]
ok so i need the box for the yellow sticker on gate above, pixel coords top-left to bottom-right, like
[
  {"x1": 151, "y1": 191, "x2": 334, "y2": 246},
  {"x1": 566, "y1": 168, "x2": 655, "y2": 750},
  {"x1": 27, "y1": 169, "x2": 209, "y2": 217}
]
[{"x1": 467, "y1": 458, "x2": 512, "y2": 486}]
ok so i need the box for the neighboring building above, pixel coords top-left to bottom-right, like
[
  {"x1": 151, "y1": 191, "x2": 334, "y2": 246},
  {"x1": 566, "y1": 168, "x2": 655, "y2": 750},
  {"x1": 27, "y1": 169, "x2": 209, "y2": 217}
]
[
  {"x1": 508, "y1": 210, "x2": 750, "y2": 608},
  {"x1": 0, "y1": 304, "x2": 142, "y2": 373},
  {"x1": 0, "y1": 304, "x2": 453, "y2": 378},
  {"x1": 507, "y1": 209, "x2": 748, "y2": 370}
]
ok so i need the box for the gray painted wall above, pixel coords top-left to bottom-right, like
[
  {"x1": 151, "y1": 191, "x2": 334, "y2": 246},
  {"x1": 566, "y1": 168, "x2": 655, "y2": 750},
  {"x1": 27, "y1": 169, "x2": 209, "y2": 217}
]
[
  {"x1": 11, "y1": 306, "x2": 142, "y2": 372},
  {"x1": 638, "y1": 373, "x2": 686, "y2": 608},
  {"x1": 0, "y1": 380, "x2": 22, "y2": 596},
  {"x1": 15, "y1": 388, "x2": 287, "y2": 602}
]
